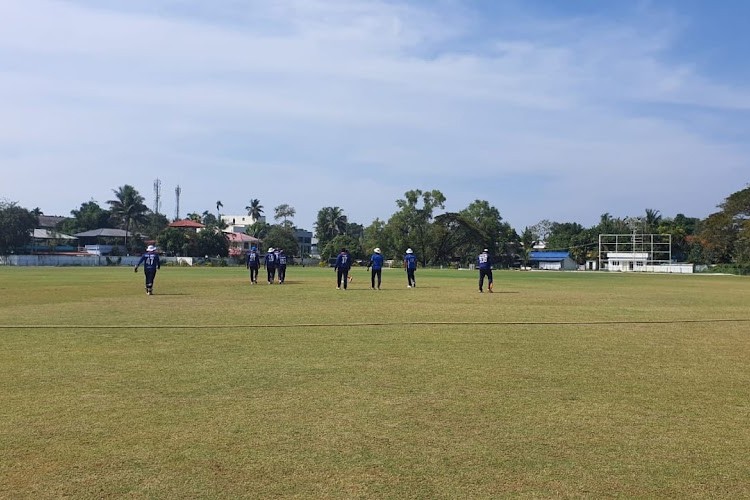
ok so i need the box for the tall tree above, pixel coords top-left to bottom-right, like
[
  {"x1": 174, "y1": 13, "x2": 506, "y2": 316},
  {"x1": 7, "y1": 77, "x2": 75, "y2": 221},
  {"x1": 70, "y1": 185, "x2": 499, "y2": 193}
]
[
  {"x1": 246, "y1": 220, "x2": 270, "y2": 239},
  {"x1": 644, "y1": 208, "x2": 662, "y2": 233},
  {"x1": 263, "y1": 225, "x2": 299, "y2": 256},
  {"x1": 107, "y1": 185, "x2": 148, "y2": 253},
  {"x1": 389, "y1": 189, "x2": 446, "y2": 266},
  {"x1": 0, "y1": 201, "x2": 38, "y2": 254},
  {"x1": 245, "y1": 199, "x2": 264, "y2": 221},
  {"x1": 315, "y1": 206, "x2": 348, "y2": 249},
  {"x1": 363, "y1": 218, "x2": 388, "y2": 258},
  {"x1": 274, "y1": 204, "x2": 296, "y2": 228},
  {"x1": 529, "y1": 219, "x2": 553, "y2": 244},
  {"x1": 216, "y1": 200, "x2": 223, "y2": 220},
  {"x1": 157, "y1": 227, "x2": 189, "y2": 256},
  {"x1": 202, "y1": 211, "x2": 218, "y2": 227},
  {"x1": 697, "y1": 212, "x2": 735, "y2": 264},
  {"x1": 432, "y1": 212, "x2": 484, "y2": 265},
  {"x1": 697, "y1": 185, "x2": 750, "y2": 266},
  {"x1": 196, "y1": 230, "x2": 229, "y2": 258},
  {"x1": 520, "y1": 227, "x2": 534, "y2": 268},
  {"x1": 460, "y1": 200, "x2": 508, "y2": 255},
  {"x1": 59, "y1": 200, "x2": 112, "y2": 234}
]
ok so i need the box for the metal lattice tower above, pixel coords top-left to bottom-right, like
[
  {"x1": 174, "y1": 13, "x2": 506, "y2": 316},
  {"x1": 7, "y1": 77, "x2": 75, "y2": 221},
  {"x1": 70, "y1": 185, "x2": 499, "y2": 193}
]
[{"x1": 153, "y1": 178, "x2": 161, "y2": 215}]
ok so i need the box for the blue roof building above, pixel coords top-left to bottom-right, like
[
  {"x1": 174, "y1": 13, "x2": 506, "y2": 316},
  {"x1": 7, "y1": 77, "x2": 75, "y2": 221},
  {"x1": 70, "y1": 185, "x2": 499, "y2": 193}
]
[{"x1": 529, "y1": 251, "x2": 578, "y2": 270}]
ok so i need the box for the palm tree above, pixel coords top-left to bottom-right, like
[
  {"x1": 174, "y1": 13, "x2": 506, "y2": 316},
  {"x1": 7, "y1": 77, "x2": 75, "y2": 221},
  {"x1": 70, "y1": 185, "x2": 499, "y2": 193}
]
[
  {"x1": 245, "y1": 199, "x2": 264, "y2": 222},
  {"x1": 644, "y1": 208, "x2": 662, "y2": 233},
  {"x1": 216, "y1": 200, "x2": 223, "y2": 221},
  {"x1": 107, "y1": 185, "x2": 149, "y2": 253},
  {"x1": 315, "y1": 206, "x2": 348, "y2": 247}
]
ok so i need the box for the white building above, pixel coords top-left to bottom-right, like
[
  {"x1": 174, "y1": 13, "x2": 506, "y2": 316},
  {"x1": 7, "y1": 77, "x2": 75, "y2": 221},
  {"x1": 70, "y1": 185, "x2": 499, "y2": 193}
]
[
  {"x1": 605, "y1": 252, "x2": 694, "y2": 273},
  {"x1": 604, "y1": 252, "x2": 650, "y2": 272},
  {"x1": 221, "y1": 214, "x2": 266, "y2": 233}
]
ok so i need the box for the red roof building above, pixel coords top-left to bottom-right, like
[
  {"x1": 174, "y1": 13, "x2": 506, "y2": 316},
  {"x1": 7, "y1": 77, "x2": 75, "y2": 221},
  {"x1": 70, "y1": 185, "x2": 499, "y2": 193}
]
[{"x1": 168, "y1": 219, "x2": 205, "y2": 231}]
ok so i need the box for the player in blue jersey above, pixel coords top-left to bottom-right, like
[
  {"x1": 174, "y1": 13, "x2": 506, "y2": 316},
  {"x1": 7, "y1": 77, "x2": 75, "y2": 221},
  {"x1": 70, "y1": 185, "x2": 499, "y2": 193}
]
[
  {"x1": 246, "y1": 246, "x2": 260, "y2": 284},
  {"x1": 134, "y1": 244, "x2": 161, "y2": 295},
  {"x1": 477, "y1": 248, "x2": 494, "y2": 293},
  {"x1": 403, "y1": 248, "x2": 417, "y2": 288},
  {"x1": 334, "y1": 247, "x2": 352, "y2": 290},
  {"x1": 276, "y1": 248, "x2": 288, "y2": 284},
  {"x1": 264, "y1": 247, "x2": 277, "y2": 284},
  {"x1": 367, "y1": 247, "x2": 384, "y2": 290}
]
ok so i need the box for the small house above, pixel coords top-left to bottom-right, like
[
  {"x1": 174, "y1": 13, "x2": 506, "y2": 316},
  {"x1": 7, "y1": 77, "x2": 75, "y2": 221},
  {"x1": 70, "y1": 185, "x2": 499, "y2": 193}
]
[{"x1": 529, "y1": 251, "x2": 578, "y2": 271}]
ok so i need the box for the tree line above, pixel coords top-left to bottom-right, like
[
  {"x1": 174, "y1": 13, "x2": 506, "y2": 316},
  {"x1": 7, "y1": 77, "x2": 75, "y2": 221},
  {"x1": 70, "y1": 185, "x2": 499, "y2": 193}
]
[{"x1": 2, "y1": 184, "x2": 749, "y2": 271}]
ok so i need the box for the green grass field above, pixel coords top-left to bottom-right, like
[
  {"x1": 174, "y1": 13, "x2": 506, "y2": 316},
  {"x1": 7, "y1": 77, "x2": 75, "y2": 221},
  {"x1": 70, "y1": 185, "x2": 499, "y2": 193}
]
[{"x1": 1, "y1": 266, "x2": 749, "y2": 498}]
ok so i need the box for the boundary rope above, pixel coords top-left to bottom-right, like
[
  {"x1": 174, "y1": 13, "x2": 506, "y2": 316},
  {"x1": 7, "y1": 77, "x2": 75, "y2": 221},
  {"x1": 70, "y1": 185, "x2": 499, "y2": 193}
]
[{"x1": 1, "y1": 318, "x2": 749, "y2": 329}]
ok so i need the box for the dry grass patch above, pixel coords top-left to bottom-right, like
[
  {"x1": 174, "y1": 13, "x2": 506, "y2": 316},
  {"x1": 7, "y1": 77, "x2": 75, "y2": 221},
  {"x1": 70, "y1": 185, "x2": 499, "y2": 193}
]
[{"x1": 1, "y1": 267, "x2": 749, "y2": 497}]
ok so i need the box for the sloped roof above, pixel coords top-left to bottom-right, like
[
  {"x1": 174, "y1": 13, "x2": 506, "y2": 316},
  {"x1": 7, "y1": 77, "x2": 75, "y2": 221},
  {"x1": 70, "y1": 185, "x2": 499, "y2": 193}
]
[
  {"x1": 74, "y1": 228, "x2": 132, "y2": 238},
  {"x1": 529, "y1": 251, "x2": 571, "y2": 261},
  {"x1": 169, "y1": 219, "x2": 205, "y2": 228},
  {"x1": 32, "y1": 229, "x2": 77, "y2": 240},
  {"x1": 224, "y1": 232, "x2": 260, "y2": 243},
  {"x1": 37, "y1": 215, "x2": 69, "y2": 228}
]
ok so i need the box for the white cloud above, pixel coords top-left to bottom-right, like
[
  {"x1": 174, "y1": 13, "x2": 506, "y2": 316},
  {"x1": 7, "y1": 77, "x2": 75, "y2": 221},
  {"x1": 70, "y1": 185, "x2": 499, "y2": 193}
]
[{"x1": 1, "y1": 0, "x2": 748, "y2": 231}]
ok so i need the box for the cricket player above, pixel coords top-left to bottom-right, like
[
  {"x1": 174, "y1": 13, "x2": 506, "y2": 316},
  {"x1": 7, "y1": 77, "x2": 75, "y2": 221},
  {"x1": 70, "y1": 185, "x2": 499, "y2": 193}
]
[
  {"x1": 477, "y1": 248, "x2": 494, "y2": 293},
  {"x1": 334, "y1": 247, "x2": 352, "y2": 290},
  {"x1": 277, "y1": 248, "x2": 288, "y2": 284},
  {"x1": 403, "y1": 248, "x2": 417, "y2": 288},
  {"x1": 264, "y1": 247, "x2": 277, "y2": 284},
  {"x1": 134, "y1": 244, "x2": 160, "y2": 295},
  {"x1": 246, "y1": 246, "x2": 260, "y2": 284},
  {"x1": 367, "y1": 247, "x2": 384, "y2": 289}
]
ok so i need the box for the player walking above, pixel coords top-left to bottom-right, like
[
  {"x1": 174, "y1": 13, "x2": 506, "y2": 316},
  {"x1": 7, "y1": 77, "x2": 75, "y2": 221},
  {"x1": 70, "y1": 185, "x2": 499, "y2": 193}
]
[
  {"x1": 403, "y1": 248, "x2": 417, "y2": 288},
  {"x1": 134, "y1": 245, "x2": 161, "y2": 295},
  {"x1": 367, "y1": 247, "x2": 384, "y2": 289},
  {"x1": 277, "y1": 248, "x2": 288, "y2": 284},
  {"x1": 264, "y1": 247, "x2": 277, "y2": 284},
  {"x1": 246, "y1": 246, "x2": 260, "y2": 284},
  {"x1": 478, "y1": 248, "x2": 494, "y2": 293},
  {"x1": 334, "y1": 247, "x2": 352, "y2": 290}
]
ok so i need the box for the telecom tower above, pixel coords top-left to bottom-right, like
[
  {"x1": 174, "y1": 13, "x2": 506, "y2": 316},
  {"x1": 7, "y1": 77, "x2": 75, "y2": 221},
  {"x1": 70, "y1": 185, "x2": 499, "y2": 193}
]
[
  {"x1": 153, "y1": 178, "x2": 162, "y2": 215},
  {"x1": 174, "y1": 185, "x2": 181, "y2": 221}
]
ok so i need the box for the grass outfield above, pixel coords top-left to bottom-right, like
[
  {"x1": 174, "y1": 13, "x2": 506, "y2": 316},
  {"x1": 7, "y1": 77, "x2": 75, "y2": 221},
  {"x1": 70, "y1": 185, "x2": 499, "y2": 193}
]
[{"x1": 1, "y1": 266, "x2": 749, "y2": 498}]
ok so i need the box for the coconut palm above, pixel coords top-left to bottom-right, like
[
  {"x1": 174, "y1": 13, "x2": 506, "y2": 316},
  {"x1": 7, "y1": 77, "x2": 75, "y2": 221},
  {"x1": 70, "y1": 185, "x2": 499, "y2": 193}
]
[
  {"x1": 644, "y1": 208, "x2": 662, "y2": 232},
  {"x1": 107, "y1": 185, "x2": 149, "y2": 253},
  {"x1": 245, "y1": 198, "x2": 264, "y2": 222},
  {"x1": 314, "y1": 206, "x2": 348, "y2": 247},
  {"x1": 216, "y1": 200, "x2": 223, "y2": 220}
]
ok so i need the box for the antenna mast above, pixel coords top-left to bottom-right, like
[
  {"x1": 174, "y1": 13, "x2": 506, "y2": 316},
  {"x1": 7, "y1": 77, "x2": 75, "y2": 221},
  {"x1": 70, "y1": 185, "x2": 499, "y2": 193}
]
[
  {"x1": 153, "y1": 178, "x2": 161, "y2": 215},
  {"x1": 174, "y1": 185, "x2": 181, "y2": 220}
]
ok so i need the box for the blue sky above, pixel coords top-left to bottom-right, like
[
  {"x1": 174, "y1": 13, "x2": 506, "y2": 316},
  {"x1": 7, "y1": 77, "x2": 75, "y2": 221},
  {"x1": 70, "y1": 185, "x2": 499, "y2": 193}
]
[{"x1": 2, "y1": 0, "x2": 749, "y2": 233}]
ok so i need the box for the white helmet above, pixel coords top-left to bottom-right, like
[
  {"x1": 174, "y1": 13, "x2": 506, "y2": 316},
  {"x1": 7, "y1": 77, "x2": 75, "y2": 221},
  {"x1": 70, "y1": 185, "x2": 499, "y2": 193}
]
[
  {"x1": 374, "y1": 247, "x2": 381, "y2": 254},
  {"x1": 267, "y1": 247, "x2": 274, "y2": 253},
  {"x1": 406, "y1": 248, "x2": 413, "y2": 254},
  {"x1": 146, "y1": 245, "x2": 156, "y2": 252}
]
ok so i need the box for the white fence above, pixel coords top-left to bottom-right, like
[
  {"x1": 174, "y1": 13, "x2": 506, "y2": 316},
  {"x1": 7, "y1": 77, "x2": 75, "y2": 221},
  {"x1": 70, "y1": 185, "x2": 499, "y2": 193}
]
[{"x1": 0, "y1": 255, "x2": 194, "y2": 266}]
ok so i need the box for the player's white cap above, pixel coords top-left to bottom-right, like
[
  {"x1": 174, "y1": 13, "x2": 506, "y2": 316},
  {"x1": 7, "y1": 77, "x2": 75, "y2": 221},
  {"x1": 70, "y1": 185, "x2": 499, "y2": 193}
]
[
  {"x1": 483, "y1": 248, "x2": 488, "y2": 252},
  {"x1": 147, "y1": 245, "x2": 156, "y2": 252},
  {"x1": 406, "y1": 248, "x2": 413, "y2": 254},
  {"x1": 268, "y1": 247, "x2": 275, "y2": 252},
  {"x1": 374, "y1": 247, "x2": 381, "y2": 254}
]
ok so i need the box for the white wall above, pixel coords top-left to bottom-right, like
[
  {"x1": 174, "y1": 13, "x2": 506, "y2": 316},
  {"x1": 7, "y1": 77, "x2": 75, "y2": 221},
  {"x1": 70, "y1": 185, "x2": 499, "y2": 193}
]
[{"x1": 0, "y1": 255, "x2": 194, "y2": 266}]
